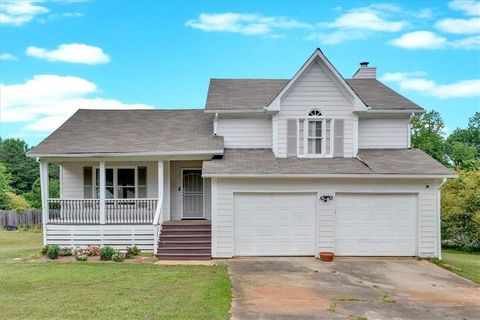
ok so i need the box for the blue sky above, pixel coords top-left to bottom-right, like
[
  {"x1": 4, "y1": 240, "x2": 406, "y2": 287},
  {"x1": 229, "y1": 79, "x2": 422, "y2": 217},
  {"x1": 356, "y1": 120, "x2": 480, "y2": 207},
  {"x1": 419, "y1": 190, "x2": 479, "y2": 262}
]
[{"x1": 1, "y1": 0, "x2": 479, "y2": 146}]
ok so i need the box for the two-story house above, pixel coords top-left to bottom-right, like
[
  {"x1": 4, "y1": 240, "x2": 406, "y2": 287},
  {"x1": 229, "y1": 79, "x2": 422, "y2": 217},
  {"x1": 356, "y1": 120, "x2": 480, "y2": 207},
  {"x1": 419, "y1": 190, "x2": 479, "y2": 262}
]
[{"x1": 28, "y1": 49, "x2": 454, "y2": 260}]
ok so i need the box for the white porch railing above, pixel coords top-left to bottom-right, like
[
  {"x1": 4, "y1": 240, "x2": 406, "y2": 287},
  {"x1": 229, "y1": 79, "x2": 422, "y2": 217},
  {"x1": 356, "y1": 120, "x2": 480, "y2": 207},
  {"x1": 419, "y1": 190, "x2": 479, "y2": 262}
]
[
  {"x1": 47, "y1": 198, "x2": 158, "y2": 224},
  {"x1": 152, "y1": 197, "x2": 164, "y2": 254}
]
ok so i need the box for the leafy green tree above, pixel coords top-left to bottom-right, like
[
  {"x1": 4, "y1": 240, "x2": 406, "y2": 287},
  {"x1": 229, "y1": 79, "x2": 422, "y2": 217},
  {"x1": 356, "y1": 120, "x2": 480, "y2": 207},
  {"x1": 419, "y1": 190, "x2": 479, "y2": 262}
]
[
  {"x1": 0, "y1": 163, "x2": 12, "y2": 209},
  {"x1": 448, "y1": 112, "x2": 480, "y2": 157},
  {"x1": 0, "y1": 139, "x2": 39, "y2": 194},
  {"x1": 24, "y1": 177, "x2": 60, "y2": 209},
  {"x1": 441, "y1": 169, "x2": 480, "y2": 251},
  {"x1": 447, "y1": 141, "x2": 479, "y2": 171},
  {"x1": 411, "y1": 110, "x2": 448, "y2": 166}
]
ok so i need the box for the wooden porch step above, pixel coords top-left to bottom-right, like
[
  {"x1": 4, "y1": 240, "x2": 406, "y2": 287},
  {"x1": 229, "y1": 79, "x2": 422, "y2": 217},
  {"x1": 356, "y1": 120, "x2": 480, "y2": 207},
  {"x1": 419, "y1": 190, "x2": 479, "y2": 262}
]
[
  {"x1": 159, "y1": 240, "x2": 211, "y2": 247},
  {"x1": 157, "y1": 247, "x2": 211, "y2": 254},
  {"x1": 156, "y1": 253, "x2": 211, "y2": 260},
  {"x1": 162, "y1": 220, "x2": 211, "y2": 225},
  {"x1": 160, "y1": 229, "x2": 211, "y2": 236}
]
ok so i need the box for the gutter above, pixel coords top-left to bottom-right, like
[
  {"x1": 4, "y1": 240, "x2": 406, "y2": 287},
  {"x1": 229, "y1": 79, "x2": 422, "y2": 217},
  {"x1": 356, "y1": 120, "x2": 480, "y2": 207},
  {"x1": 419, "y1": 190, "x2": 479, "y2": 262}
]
[
  {"x1": 201, "y1": 173, "x2": 458, "y2": 179},
  {"x1": 436, "y1": 178, "x2": 448, "y2": 260},
  {"x1": 354, "y1": 109, "x2": 425, "y2": 115},
  {"x1": 27, "y1": 149, "x2": 225, "y2": 158}
]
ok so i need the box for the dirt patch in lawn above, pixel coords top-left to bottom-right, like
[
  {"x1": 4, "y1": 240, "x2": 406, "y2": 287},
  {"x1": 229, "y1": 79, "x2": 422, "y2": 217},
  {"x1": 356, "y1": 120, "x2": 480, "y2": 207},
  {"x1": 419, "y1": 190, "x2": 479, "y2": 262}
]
[{"x1": 242, "y1": 285, "x2": 331, "y2": 314}]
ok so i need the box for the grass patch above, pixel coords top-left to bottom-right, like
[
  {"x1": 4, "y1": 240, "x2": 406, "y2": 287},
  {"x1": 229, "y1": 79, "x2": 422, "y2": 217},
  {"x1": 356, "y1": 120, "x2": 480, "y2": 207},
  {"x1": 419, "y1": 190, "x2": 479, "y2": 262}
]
[
  {"x1": 382, "y1": 292, "x2": 396, "y2": 303},
  {"x1": 0, "y1": 230, "x2": 231, "y2": 319},
  {"x1": 0, "y1": 229, "x2": 43, "y2": 262},
  {"x1": 430, "y1": 249, "x2": 480, "y2": 284}
]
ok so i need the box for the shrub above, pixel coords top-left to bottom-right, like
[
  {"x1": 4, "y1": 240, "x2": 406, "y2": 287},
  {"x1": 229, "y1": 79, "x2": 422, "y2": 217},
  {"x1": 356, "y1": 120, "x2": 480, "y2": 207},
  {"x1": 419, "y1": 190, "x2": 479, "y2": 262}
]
[
  {"x1": 59, "y1": 247, "x2": 73, "y2": 256},
  {"x1": 112, "y1": 250, "x2": 125, "y2": 262},
  {"x1": 46, "y1": 245, "x2": 60, "y2": 259},
  {"x1": 85, "y1": 245, "x2": 101, "y2": 256},
  {"x1": 100, "y1": 246, "x2": 116, "y2": 261},
  {"x1": 126, "y1": 246, "x2": 140, "y2": 256},
  {"x1": 41, "y1": 245, "x2": 50, "y2": 255},
  {"x1": 74, "y1": 248, "x2": 88, "y2": 261}
]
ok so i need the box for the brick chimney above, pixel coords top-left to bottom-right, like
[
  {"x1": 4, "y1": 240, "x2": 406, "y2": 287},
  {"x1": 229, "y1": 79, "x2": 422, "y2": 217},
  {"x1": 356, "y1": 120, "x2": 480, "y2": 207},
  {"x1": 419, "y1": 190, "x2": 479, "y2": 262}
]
[{"x1": 353, "y1": 61, "x2": 377, "y2": 79}]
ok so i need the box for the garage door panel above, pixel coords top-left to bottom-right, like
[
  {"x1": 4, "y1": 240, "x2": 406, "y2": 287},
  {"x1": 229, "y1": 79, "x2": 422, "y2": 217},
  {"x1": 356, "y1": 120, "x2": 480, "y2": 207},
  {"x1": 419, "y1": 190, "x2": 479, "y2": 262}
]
[
  {"x1": 234, "y1": 193, "x2": 316, "y2": 256},
  {"x1": 336, "y1": 193, "x2": 417, "y2": 256}
]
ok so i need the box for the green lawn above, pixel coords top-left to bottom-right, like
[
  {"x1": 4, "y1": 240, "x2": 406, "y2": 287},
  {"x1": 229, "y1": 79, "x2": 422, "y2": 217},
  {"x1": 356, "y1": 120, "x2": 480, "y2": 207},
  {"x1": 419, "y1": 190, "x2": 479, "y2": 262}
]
[
  {"x1": 0, "y1": 229, "x2": 43, "y2": 262},
  {"x1": 0, "y1": 230, "x2": 231, "y2": 319},
  {"x1": 431, "y1": 249, "x2": 480, "y2": 284}
]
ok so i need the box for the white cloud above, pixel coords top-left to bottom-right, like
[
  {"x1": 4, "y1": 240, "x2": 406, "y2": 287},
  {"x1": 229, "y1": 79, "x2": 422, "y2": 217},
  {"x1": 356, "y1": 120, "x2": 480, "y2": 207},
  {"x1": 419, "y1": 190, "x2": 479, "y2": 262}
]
[
  {"x1": 306, "y1": 30, "x2": 366, "y2": 44},
  {"x1": 0, "y1": 53, "x2": 17, "y2": 60},
  {"x1": 391, "y1": 31, "x2": 447, "y2": 49},
  {"x1": 381, "y1": 72, "x2": 480, "y2": 99},
  {"x1": 1, "y1": 74, "x2": 154, "y2": 132},
  {"x1": 185, "y1": 13, "x2": 311, "y2": 36},
  {"x1": 435, "y1": 17, "x2": 480, "y2": 34},
  {"x1": 449, "y1": 0, "x2": 480, "y2": 16},
  {"x1": 450, "y1": 35, "x2": 480, "y2": 49},
  {"x1": 0, "y1": 0, "x2": 49, "y2": 25},
  {"x1": 26, "y1": 43, "x2": 110, "y2": 64},
  {"x1": 391, "y1": 31, "x2": 480, "y2": 50},
  {"x1": 326, "y1": 8, "x2": 407, "y2": 32}
]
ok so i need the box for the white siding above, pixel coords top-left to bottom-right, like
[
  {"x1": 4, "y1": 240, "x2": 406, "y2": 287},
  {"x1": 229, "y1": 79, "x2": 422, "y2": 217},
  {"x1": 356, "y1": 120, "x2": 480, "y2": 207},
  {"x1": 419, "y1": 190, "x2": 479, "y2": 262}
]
[
  {"x1": 46, "y1": 224, "x2": 155, "y2": 251},
  {"x1": 359, "y1": 117, "x2": 410, "y2": 149},
  {"x1": 212, "y1": 178, "x2": 439, "y2": 258},
  {"x1": 217, "y1": 116, "x2": 272, "y2": 148},
  {"x1": 277, "y1": 62, "x2": 355, "y2": 158},
  {"x1": 60, "y1": 161, "x2": 158, "y2": 199}
]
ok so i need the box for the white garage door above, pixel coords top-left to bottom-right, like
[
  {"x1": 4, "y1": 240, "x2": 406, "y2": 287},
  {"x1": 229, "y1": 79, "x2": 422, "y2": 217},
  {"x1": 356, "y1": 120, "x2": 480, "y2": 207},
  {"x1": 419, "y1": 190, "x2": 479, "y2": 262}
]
[
  {"x1": 234, "y1": 193, "x2": 316, "y2": 256},
  {"x1": 336, "y1": 193, "x2": 417, "y2": 256}
]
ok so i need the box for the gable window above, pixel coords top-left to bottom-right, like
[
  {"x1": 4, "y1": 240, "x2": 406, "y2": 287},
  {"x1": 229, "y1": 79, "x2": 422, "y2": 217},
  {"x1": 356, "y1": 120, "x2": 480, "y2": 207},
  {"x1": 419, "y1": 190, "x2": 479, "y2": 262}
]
[
  {"x1": 83, "y1": 166, "x2": 147, "y2": 199},
  {"x1": 298, "y1": 109, "x2": 333, "y2": 157}
]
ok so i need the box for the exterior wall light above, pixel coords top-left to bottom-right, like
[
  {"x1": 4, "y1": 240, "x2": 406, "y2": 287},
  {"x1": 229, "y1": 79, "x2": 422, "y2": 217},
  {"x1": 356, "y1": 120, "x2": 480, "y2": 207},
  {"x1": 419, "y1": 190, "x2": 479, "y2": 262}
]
[{"x1": 319, "y1": 195, "x2": 334, "y2": 202}]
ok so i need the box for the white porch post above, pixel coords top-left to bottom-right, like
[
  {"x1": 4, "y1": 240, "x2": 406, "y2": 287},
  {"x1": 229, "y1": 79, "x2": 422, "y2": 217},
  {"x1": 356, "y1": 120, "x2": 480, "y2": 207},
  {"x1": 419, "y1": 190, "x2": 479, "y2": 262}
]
[
  {"x1": 39, "y1": 160, "x2": 49, "y2": 245},
  {"x1": 158, "y1": 161, "x2": 164, "y2": 220},
  {"x1": 99, "y1": 161, "x2": 106, "y2": 224}
]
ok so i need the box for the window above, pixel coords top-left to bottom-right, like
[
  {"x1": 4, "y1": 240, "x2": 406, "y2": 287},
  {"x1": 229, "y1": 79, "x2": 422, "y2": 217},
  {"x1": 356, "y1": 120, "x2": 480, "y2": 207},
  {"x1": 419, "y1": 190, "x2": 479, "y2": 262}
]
[
  {"x1": 84, "y1": 167, "x2": 147, "y2": 199},
  {"x1": 299, "y1": 109, "x2": 333, "y2": 157}
]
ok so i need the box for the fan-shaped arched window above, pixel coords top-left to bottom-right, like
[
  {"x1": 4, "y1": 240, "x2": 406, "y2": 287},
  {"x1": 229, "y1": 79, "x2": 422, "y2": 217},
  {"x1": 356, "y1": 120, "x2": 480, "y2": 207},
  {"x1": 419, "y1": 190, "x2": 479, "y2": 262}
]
[{"x1": 308, "y1": 109, "x2": 322, "y2": 117}]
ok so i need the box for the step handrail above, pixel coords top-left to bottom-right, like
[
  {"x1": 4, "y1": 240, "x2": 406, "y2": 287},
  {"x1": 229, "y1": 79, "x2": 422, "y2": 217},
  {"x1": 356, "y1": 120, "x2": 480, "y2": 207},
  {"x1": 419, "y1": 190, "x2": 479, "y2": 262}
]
[{"x1": 152, "y1": 197, "x2": 163, "y2": 254}]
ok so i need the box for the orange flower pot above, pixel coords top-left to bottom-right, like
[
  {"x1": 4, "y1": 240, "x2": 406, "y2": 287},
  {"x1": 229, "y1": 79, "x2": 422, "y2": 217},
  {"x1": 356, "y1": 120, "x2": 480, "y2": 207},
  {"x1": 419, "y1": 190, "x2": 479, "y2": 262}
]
[{"x1": 319, "y1": 252, "x2": 334, "y2": 262}]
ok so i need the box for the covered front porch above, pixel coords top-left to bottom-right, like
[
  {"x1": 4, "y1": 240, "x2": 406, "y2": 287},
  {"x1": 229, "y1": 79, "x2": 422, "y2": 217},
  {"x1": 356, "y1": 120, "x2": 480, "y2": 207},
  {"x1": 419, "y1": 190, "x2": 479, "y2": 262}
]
[{"x1": 38, "y1": 158, "x2": 212, "y2": 252}]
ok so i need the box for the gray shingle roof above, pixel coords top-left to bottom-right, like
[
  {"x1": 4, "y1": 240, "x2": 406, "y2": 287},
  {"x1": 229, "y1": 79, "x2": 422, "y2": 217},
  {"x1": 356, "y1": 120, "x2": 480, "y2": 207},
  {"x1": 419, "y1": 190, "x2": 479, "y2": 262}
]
[
  {"x1": 202, "y1": 148, "x2": 454, "y2": 176},
  {"x1": 345, "y1": 79, "x2": 423, "y2": 110},
  {"x1": 203, "y1": 149, "x2": 372, "y2": 175},
  {"x1": 205, "y1": 79, "x2": 423, "y2": 111},
  {"x1": 28, "y1": 109, "x2": 223, "y2": 156},
  {"x1": 358, "y1": 149, "x2": 454, "y2": 175},
  {"x1": 205, "y1": 79, "x2": 288, "y2": 111}
]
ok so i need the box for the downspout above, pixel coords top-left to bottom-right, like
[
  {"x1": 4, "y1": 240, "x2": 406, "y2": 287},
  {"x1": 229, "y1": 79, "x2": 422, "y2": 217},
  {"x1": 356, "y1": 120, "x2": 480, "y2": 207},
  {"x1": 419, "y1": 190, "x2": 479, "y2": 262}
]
[
  {"x1": 213, "y1": 113, "x2": 218, "y2": 136},
  {"x1": 408, "y1": 112, "x2": 414, "y2": 149},
  {"x1": 436, "y1": 178, "x2": 447, "y2": 260}
]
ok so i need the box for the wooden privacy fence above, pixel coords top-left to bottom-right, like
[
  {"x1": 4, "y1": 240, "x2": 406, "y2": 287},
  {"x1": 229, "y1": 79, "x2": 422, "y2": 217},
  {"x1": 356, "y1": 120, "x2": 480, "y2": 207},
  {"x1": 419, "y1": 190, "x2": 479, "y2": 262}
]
[{"x1": 0, "y1": 209, "x2": 42, "y2": 227}]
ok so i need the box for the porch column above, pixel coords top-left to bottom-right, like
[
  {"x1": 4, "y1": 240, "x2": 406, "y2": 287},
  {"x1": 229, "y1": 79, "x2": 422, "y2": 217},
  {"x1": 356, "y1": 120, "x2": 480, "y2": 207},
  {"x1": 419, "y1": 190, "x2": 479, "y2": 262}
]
[
  {"x1": 99, "y1": 160, "x2": 106, "y2": 224},
  {"x1": 39, "y1": 160, "x2": 49, "y2": 245},
  {"x1": 158, "y1": 161, "x2": 164, "y2": 221}
]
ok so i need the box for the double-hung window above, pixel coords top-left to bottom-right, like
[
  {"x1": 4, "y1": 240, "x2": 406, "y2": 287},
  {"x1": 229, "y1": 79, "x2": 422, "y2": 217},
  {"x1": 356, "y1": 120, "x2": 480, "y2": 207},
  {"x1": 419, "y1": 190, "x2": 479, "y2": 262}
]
[
  {"x1": 84, "y1": 167, "x2": 147, "y2": 199},
  {"x1": 298, "y1": 109, "x2": 333, "y2": 157}
]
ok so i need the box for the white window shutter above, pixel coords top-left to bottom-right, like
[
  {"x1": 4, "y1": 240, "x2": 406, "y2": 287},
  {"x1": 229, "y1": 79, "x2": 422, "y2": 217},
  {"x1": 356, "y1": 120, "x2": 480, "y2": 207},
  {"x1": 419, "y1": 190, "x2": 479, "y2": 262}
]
[
  {"x1": 333, "y1": 119, "x2": 344, "y2": 157},
  {"x1": 287, "y1": 119, "x2": 297, "y2": 157}
]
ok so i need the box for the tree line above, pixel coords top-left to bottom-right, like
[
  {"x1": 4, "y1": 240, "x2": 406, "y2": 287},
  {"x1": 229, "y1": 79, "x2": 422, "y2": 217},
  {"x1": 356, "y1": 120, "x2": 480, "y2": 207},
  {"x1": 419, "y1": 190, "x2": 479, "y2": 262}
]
[{"x1": 0, "y1": 111, "x2": 478, "y2": 250}]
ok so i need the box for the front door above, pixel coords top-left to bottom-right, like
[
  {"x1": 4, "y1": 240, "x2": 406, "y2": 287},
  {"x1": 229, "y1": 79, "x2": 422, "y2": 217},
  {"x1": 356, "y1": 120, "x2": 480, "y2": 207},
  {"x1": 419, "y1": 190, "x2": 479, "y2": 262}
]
[{"x1": 182, "y1": 169, "x2": 204, "y2": 219}]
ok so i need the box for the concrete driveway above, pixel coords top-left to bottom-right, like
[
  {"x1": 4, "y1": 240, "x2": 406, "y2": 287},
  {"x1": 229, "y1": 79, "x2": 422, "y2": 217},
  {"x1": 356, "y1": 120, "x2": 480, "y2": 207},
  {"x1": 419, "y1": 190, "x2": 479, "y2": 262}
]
[{"x1": 228, "y1": 257, "x2": 480, "y2": 320}]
